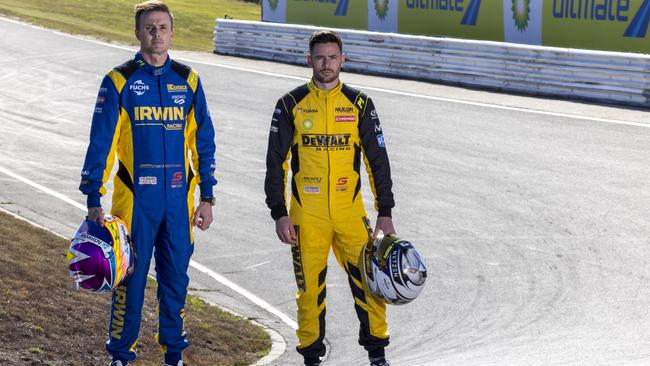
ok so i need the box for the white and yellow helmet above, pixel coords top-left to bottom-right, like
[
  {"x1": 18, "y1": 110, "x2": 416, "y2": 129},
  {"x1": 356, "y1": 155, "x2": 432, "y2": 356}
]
[{"x1": 362, "y1": 235, "x2": 427, "y2": 305}]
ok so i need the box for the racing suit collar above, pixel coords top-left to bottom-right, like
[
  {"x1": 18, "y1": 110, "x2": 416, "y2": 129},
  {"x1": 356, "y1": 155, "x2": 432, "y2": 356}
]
[
  {"x1": 134, "y1": 52, "x2": 172, "y2": 76},
  {"x1": 308, "y1": 79, "x2": 343, "y2": 98}
]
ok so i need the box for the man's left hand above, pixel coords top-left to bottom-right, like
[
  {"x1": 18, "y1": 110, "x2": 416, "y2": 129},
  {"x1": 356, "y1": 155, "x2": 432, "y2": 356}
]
[
  {"x1": 194, "y1": 201, "x2": 213, "y2": 231},
  {"x1": 374, "y1": 216, "x2": 396, "y2": 239}
]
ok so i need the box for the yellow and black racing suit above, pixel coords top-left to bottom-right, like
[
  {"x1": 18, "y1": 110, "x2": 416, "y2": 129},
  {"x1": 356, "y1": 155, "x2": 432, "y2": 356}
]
[{"x1": 265, "y1": 80, "x2": 394, "y2": 359}]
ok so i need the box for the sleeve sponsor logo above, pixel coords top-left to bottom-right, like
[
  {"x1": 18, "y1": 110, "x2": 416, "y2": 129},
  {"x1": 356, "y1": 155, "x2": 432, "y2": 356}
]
[
  {"x1": 138, "y1": 176, "x2": 158, "y2": 185},
  {"x1": 274, "y1": 108, "x2": 282, "y2": 115},
  {"x1": 96, "y1": 96, "x2": 106, "y2": 104},
  {"x1": 370, "y1": 109, "x2": 379, "y2": 119},
  {"x1": 94, "y1": 107, "x2": 103, "y2": 114},
  {"x1": 335, "y1": 115, "x2": 356, "y2": 122},
  {"x1": 270, "y1": 125, "x2": 279, "y2": 133},
  {"x1": 377, "y1": 134, "x2": 386, "y2": 148},
  {"x1": 129, "y1": 80, "x2": 150, "y2": 96},
  {"x1": 374, "y1": 123, "x2": 382, "y2": 132}
]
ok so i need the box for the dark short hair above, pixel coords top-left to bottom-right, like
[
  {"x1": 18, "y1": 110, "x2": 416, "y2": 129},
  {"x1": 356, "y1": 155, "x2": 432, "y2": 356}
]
[
  {"x1": 309, "y1": 30, "x2": 343, "y2": 53},
  {"x1": 134, "y1": 0, "x2": 174, "y2": 31}
]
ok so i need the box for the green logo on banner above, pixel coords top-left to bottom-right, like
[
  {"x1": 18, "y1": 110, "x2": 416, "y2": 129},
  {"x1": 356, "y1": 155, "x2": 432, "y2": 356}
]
[
  {"x1": 268, "y1": 0, "x2": 278, "y2": 11},
  {"x1": 512, "y1": 0, "x2": 530, "y2": 32},
  {"x1": 375, "y1": 0, "x2": 389, "y2": 20}
]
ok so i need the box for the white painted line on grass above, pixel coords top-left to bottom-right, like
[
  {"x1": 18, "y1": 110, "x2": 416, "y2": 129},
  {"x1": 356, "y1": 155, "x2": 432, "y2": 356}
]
[
  {"x1": 0, "y1": 206, "x2": 69, "y2": 240},
  {"x1": 0, "y1": 164, "x2": 298, "y2": 332},
  {"x1": 1, "y1": 16, "x2": 646, "y2": 129}
]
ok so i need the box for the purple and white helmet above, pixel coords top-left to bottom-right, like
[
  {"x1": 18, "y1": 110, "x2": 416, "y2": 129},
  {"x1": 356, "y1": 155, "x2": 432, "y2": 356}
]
[
  {"x1": 362, "y1": 235, "x2": 427, "y2": 305},
  {"x1": 67, "y1": 216, "x2": 134, "y2": 293}
]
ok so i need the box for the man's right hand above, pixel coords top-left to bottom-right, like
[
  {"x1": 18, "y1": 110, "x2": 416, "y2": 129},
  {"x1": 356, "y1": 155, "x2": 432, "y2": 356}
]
[
  {"x1": 275, "y1": 216, "x2": 296, "y2": 245},
  {"x1": 87, "y1": 207, "x2": 105, "y2": 226}
]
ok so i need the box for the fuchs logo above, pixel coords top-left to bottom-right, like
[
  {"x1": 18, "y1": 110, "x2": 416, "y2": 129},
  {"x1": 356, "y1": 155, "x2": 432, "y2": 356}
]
[
  {"x1": 302, "y1": 133, "x2": 351, "y2": 151},
  {"x1": 375, "y1": 0, "x2": 389, "y2": 20},
  {"x1": 335, "y1": 106, "x2": 354, "y2": 113},
  {"x1": 512, "y1": 0, "x2": 530, "y2": 32},
  {"x1": 268, "y1": 0, "x2": 278, "y2": 11},
  {"x1": 130, "y1": 80, "x2": 149, "y2": 96}
]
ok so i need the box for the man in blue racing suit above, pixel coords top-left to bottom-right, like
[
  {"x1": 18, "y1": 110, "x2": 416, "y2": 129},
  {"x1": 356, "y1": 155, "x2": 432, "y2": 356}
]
[{"x1": 79, "y1": 2, "x2": 217, "y2": 365}]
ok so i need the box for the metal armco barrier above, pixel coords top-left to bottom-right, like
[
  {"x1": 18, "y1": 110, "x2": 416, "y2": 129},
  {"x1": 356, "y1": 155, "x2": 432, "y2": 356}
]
[{"x1": 214, "y1": 19, "x2": 650, "y2": 108}]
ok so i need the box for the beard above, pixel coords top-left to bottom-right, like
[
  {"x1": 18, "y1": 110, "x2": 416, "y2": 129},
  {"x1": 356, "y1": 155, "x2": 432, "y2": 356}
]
[{"x1": 313, "y1": 68, "x2": 340, "y2": 84}]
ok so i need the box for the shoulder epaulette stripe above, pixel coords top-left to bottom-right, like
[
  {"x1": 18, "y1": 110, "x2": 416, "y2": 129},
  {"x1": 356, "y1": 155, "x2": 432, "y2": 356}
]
[
  {"x1": 114, "y1": 60, "x2": 139, "y2": 81},
  {"x1": 107, "y1": 69, "x2": 127, "y2": 94},
  {"x1": 171, "y1": 60, "x2": 199, "y2": 93}
]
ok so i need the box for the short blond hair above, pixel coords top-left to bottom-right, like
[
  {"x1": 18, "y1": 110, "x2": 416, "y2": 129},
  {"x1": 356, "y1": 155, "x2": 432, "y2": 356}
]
[{"x1": 134, "y1": 0, "x2": 173, "y2": 30}]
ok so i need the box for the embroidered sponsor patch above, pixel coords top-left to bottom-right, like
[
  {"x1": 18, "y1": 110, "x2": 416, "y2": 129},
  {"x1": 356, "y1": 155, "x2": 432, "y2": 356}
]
[
  {"x1": 335, "y1": 115, "x2": 356, "y2": 122},
  {"x1": 377, "y1": 134, "x2": 386, "y2": 148},
  {"x1": 304, "y1": 186, "x2": 320, "y2": 194},
  {"x1": 138, "y1": 176, "x2": 157, "y2": 185}
]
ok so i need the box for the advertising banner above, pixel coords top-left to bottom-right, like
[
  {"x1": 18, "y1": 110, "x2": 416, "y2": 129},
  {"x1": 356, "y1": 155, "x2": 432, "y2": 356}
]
[
  {"x1": 262, "y1": 0, "x2": 286, "y2": 23},
  {"x1": 285, "y1": 0, "x2": 368, "y2": 29},
  {"x1": 504, "y1": 0, "x2": 543, "y2": 45},
  {"x1": 542, "y1": 0, "x2": 650, "y2": 53},
  {"x1": 369, "y1": 0, "x2": 399, "y2": 33},
  {"x1": 397, "y1": 0, "x2": 504, "y2": 41},
  {"x1": 260, "y1": 0, "x2": 649, "y2": 53}
]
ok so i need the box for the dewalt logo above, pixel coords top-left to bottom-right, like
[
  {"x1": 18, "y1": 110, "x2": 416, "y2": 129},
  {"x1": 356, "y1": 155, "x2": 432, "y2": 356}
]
[{"x1": 302, "y1": 134, "x2": 351, "y2": 151}]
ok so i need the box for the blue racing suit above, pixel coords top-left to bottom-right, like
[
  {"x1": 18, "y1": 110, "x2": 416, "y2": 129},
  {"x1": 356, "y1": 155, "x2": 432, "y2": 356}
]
[{"x1": 79, "y1": 52, "x2": 217, "y2": 362}]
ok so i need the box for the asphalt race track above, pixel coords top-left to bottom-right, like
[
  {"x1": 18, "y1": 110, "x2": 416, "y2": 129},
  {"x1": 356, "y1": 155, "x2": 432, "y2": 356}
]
[{"x1": 1, "y1": 17, "x2": 650, "y2": 366}]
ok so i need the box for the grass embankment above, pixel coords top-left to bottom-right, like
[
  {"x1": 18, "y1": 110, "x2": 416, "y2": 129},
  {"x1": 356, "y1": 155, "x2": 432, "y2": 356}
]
[
  {"x1": 0, "y1": 0, "x2": 260, "y2": 51},
  {"x1": 0, "y1": 210, "x2": 270, "y2": 365}
]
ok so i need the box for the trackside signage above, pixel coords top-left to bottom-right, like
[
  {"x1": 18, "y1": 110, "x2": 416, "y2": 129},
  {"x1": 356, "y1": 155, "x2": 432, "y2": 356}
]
[{"x1": 260, "y1": 0, "x2": 650, "y2": 53}]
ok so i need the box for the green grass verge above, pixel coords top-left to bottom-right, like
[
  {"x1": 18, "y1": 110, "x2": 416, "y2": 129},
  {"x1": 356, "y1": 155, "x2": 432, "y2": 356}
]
[
  {"x1": 0, "y1": 0, "x2": 260, "y2": 51},
  {"x1": 0, "y1": 210, "x2": 271, "y2": 365}
]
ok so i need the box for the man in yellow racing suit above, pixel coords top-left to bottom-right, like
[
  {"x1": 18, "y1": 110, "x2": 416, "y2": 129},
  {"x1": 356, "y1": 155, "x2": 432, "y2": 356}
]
[{"x1": 264, "y1": 30, "x2": 395, "y2": 366}]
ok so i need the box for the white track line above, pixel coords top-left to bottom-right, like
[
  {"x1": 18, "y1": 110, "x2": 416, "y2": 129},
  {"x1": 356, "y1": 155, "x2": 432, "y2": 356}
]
[
  {"x1": 0, "y1": 16, "x2": 647, "y2": 129},
  {"x1": 0, "y1": 164, "x2": 297, "y2": 331}
]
